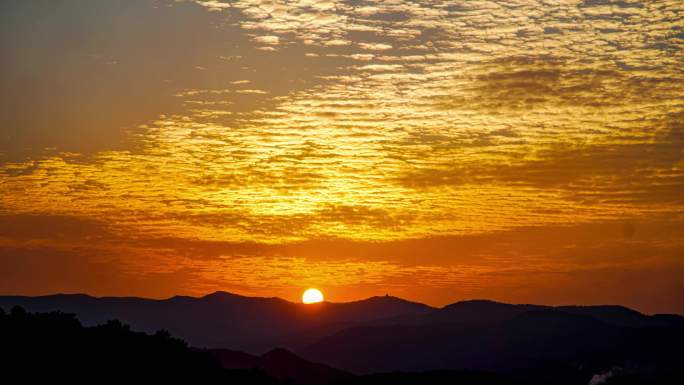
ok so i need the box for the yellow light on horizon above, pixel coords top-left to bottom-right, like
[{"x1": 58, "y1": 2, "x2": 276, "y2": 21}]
[{"x1": 302, "y1": 288, "x2": 324, "y2": 304}]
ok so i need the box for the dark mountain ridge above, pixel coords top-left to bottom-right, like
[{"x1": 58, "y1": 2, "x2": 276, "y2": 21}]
[
  {"x1": 1, "y1": 293, "x2": 681, "y2": 385},
  {"x1": 369, "y1": 298, "x2": 683, "y2": 328},
  {"x1": 300, "y1": 308, "x2": 683, "y2": 383},
  {"x1": 0, "y1": 291, "x2": 434, "y2": 352},
  {"x1": 206, "y1": 347, "x2": 352, "y2": 385},
  {"x1": 1, "y1": 294, "x2": 679, "y2": 351}
]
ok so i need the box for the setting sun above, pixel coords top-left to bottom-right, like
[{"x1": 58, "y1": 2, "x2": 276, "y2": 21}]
[{"x1": 302, "y1": 288, "x2": 324, "y2": 304}]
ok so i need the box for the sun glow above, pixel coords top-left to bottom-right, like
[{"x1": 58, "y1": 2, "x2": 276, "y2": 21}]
[{"x1": 302, "y1": 288, "x2": 324, "y2": 304}]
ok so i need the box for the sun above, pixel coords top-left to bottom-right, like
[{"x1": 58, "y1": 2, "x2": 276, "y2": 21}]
[{"x1": 302, "y1": 288, "x2": 324, "y2": 304}]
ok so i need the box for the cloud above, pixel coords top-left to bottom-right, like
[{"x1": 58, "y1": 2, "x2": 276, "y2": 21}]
[
  {"x1": 1, "y1": 218, "x2": 682, "y2": 310},
  {"x1": 253, "y1": 35, "x2": 280, "y2": 45},
  {"x1": 396, "y1": 115, "x2": 684, "y2": 207},
  {"x1": 194, "y1": 1, "x2": 231, "y2": 12},
  {"x1": 358, "y1": 42, "x2": 393, "y2": 51},
  {"x1": 1, "y1": 0, "x2": 683, "y2": 309},
  {"x1": 3, "y1": 0, "x2": 683, "y2": 242},
  {"x1": 0, "y1": 214, "x2": 113, "y2": 242}
]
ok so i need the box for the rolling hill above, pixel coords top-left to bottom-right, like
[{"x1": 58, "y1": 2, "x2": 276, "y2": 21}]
[{"x1": 1, "y1": 292, "x2": 682, "y2": 384}]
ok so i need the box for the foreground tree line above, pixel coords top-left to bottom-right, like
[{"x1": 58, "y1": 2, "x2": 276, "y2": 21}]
[{"x1": 0, "y1": 306, "x2": 285, "y2": 383}]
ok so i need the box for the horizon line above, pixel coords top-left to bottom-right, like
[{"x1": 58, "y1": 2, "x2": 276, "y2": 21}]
[{"x1": 1, "y1": 290, "x2": 680, "y2": 316}]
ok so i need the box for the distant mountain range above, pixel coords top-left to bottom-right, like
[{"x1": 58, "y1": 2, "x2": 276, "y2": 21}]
[
  {"x1": 0, "y1": 292, "x2": 433, "y2": 352},
  {"x1": 1, "y1": 292, "x2": 682, "y2": 385}
]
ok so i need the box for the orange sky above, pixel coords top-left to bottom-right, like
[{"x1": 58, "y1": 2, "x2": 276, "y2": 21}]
[{"x1": 1, "y1": 0, "x2": 683, "y2": 314}]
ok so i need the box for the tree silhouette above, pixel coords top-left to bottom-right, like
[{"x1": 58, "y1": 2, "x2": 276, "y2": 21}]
[{"x1": 0, "y1": 306, "x2": 285, "y2": 383}]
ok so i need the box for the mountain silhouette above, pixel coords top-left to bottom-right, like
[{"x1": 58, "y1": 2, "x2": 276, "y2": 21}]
[
  {"x1": 207, "y1": 347, "x2": 352, "y2": 385},
  {"x1": 300, "y1": 309, "x2": 683, "y2": 384},
  {"x1": 0, "y1": 305, "x2": 524, "y2": 385},
  {"x1": 369, "y1": 299, "x2": 683, "y2": 328},
  {"x1": 1, "y1": 293, "x2": 682, "y2": 385},
  {"x1": 0, "y1": 292, "x2": 433, "y2": 352}
]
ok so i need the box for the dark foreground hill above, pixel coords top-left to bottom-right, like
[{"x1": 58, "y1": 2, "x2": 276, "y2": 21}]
[
  {"x1": 206, "y1": 347, "x2": 528, "y2": 385},
  {"x1": 205, "y1": 347, "x2": 352, "y2": 385},
  {"x1": 0, "y1": 305, "x2": 285, "y2": 383}
]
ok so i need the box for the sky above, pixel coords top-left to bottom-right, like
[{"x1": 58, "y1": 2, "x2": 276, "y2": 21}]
[{"x1": 1, "y1": 0, "x2": 683, "y2": 313}]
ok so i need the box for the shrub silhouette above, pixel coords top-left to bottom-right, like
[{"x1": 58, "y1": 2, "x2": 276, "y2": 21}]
[{"x1": 0, "y1": 306, "x2": 286, "y2": 383}]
